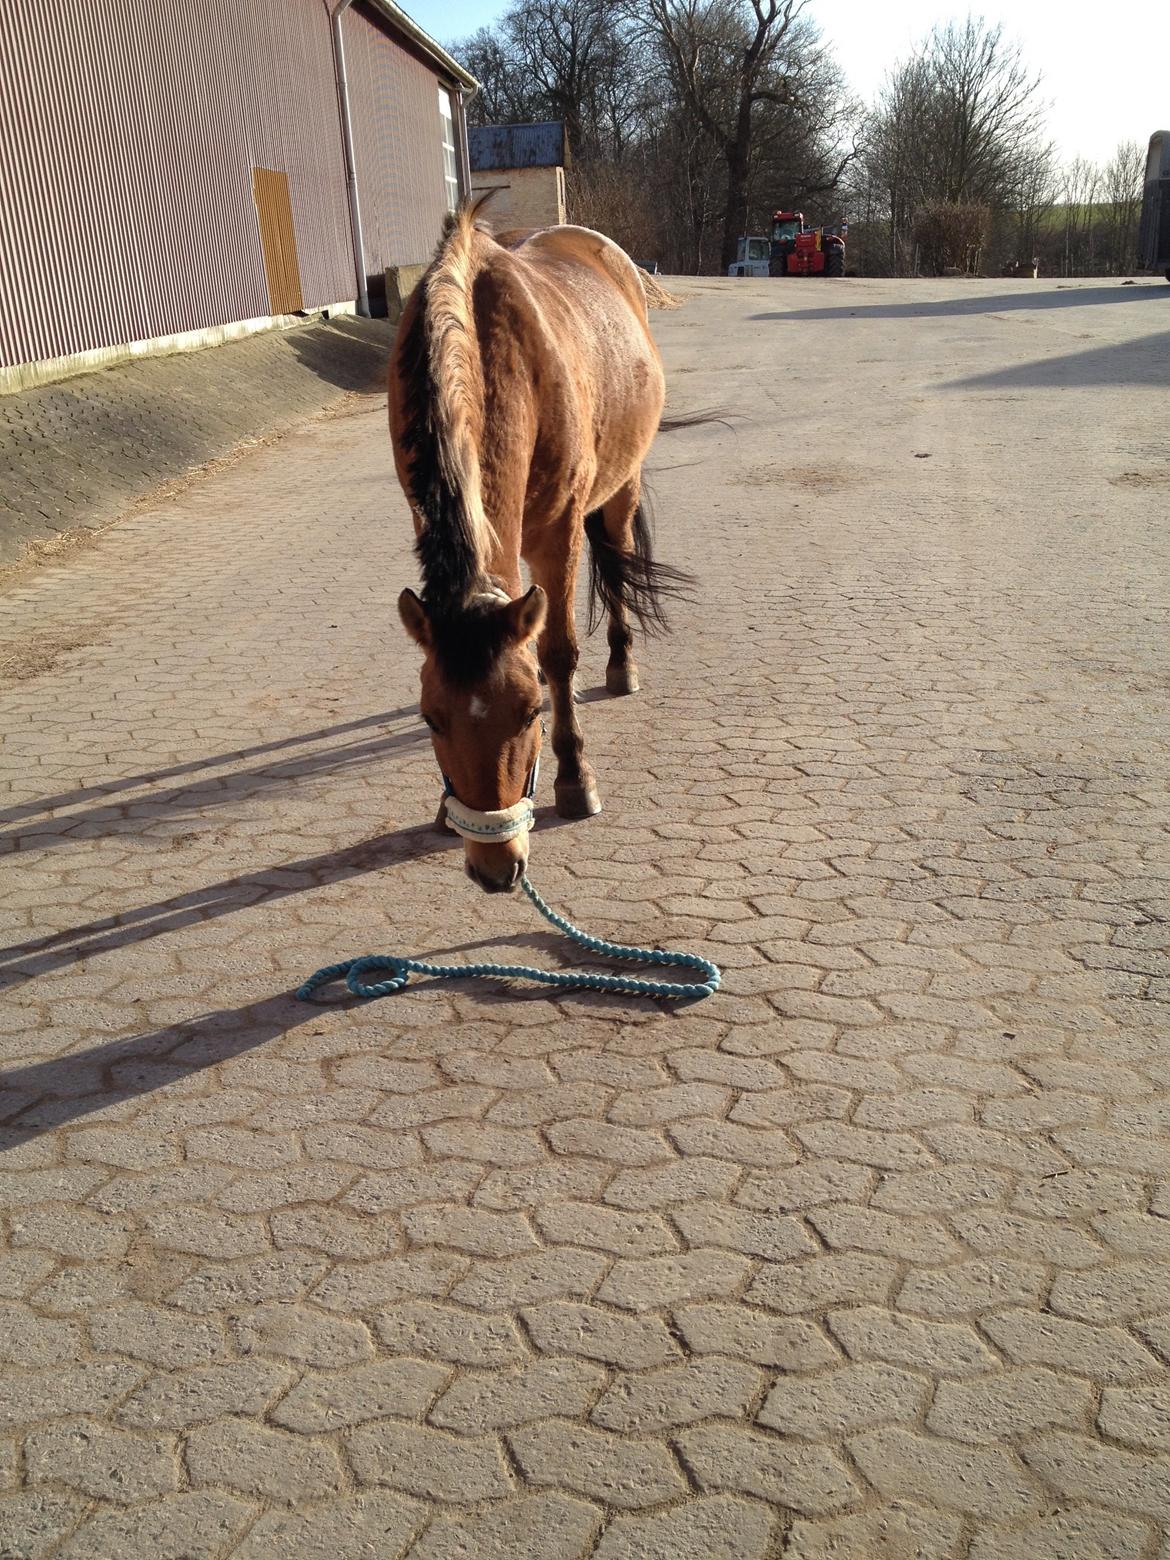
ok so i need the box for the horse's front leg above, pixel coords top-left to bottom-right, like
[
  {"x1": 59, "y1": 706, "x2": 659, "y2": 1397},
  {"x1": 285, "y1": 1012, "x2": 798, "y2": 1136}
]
[{"x1": 530, "y1": 530, "x2": 601, "y2": 820}]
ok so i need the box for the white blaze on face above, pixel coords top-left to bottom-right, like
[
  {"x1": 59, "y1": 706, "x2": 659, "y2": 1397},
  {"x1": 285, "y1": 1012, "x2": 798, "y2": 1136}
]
[{"x1": 468, "y1": 695, "x2": 488, "y2": 720}]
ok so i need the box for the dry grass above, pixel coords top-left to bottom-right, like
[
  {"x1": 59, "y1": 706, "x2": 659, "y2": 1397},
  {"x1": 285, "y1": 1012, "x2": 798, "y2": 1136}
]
[
  {"x1": 743, "y1": 462, "x2": 859, "y2": 494},
  {"x1": 0, "y1": 628, "x2": 99, "y2": 682},
  {"x1": 639, "y1": 269, "x2": 685, "y2": 310},
  {"x1": 1110, "y1": 471, "x2": 1170, "y2": 489}
]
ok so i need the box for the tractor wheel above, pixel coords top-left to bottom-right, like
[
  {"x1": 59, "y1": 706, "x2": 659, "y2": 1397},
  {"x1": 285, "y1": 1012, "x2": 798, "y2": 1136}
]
[{"x1": 825, "y1": 247, "x2": 845, "y2": 278}]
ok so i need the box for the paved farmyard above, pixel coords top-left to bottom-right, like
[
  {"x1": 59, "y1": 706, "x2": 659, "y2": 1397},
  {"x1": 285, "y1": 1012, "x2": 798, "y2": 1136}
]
[{"x1": 1, "y1": 277, "x2": 1168, "y2": 1558}]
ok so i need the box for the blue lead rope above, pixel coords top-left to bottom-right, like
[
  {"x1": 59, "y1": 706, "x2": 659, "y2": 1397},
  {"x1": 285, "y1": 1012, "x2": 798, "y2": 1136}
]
[{"x1": 295, "y1": 876, "x2": 721, "y2": 1003}]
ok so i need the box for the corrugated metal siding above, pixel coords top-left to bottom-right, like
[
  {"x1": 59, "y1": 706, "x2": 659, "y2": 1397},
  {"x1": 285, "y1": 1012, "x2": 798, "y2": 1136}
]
[
  {"x1": 468, "y1": 123, "x2": 566, "y2": 173},
  {"x1": 343, "y1": 1, "x2": 450, "y2": 272},
  {"x1": 0, "y1": 0, "x2": 354, "y2": 369}
]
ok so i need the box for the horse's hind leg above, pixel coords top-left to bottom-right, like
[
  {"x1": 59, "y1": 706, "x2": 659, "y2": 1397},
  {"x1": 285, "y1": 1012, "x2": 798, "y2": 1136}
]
[
  {"x1": 596, "y1": 478, "x2": 641, "y2": 696},
  {"x1": 529, "y1": 524, "x2": 601, "y2": 820}
]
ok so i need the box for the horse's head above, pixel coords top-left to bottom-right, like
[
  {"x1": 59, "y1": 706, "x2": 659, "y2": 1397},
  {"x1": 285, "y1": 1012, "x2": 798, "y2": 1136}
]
[{"x1": 399, "y1": 584, "x2": 546, "y2": 893}]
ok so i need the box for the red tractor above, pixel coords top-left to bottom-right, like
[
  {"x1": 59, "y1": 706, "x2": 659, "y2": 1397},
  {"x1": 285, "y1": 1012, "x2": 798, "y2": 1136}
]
[{"x1": 769, "y1": 210, "x2": 846, "y2": 277}]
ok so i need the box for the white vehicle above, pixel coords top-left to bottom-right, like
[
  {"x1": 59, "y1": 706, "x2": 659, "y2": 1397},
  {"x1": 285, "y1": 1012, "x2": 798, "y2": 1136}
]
[
  {"x1": 728, "y1": 236, "x2": 771, "y2": 278},
  {"x1": 1139, "y1": 129, "x2": 1170, "y2": 281}
]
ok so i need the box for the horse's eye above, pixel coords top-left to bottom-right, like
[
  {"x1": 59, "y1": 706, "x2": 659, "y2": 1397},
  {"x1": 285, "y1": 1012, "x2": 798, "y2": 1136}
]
[{"x1": 523, "y1": 709, "x2": 541, "y2": 728}]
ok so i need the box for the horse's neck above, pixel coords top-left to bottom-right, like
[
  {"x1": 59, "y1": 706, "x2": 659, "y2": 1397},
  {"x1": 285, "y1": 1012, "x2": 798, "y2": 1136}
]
[{"x1": 476, "y1": 392, "x2": 541, "y2": 585}]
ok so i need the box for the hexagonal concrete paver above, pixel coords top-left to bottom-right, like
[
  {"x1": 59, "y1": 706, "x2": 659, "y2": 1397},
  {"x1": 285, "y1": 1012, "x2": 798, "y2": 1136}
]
[{"x1": 1, "y1": 275, "x2": 1168, "y2": 1555}]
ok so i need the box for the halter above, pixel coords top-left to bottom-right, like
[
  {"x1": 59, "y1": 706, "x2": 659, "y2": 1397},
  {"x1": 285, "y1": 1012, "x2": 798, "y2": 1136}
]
[
  {"x1": 441, "y1": 757, "x2": 539, "y2": 844},
  {"x1": 426, "y1": 581, "x2": 543, "y2": 845}
]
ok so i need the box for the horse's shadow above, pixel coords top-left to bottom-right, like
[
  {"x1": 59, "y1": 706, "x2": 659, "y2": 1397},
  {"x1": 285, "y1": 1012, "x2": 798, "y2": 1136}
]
[
  {"x1": 0, "y1": 822, "x2": 457, "y2": 992},
  {"x1": 0, "y1": 706, "x2": 419, "y2": 831},
  {"x1": 0, "y1": 710, "x2": 427, "y2": 854},
  {"x1": 0, "y1": 795, "x2": 592, "y2": 997}
]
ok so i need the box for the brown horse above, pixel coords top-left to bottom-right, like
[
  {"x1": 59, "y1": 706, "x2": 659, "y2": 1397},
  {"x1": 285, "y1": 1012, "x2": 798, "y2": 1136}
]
[{"x1": 388, "y1": 203, "x2": 683, "y2": 893}]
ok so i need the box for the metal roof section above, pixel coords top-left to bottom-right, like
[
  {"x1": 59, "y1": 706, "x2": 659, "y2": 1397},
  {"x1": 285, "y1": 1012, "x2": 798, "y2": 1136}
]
[
  {"x1": 367, "y1": 1, "x2": 478, "y2": 90},
  {"x1": 468, "y1": 122, "x2": 567, "y2": 170}
]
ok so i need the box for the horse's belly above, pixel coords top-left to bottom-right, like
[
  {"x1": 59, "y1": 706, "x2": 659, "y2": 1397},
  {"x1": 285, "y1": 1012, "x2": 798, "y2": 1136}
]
[{"x1": 588, "y1": 348, "x2": 663, "y2": 506}]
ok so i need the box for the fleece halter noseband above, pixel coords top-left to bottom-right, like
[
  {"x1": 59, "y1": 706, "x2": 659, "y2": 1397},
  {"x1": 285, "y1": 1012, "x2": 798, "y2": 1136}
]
[{"x1": 441, "y1": 757, "x2": 538, "y2": 844}]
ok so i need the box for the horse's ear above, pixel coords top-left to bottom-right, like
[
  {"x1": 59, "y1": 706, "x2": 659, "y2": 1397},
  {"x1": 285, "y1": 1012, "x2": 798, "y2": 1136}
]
[
  {"x1": 398, "y1": 588, "x2": 431, "y2": 649},
  {"x1": 506, "y1": 585, "x2": 546, "y2": 644}
]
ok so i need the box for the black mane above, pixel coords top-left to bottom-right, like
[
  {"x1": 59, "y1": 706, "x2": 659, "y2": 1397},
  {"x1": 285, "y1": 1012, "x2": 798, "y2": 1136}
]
[
  {"x1": 395, "y1": 290, "x2": 480, "y2": 612},
  {"x1": 394, "y1": 204, "x2": 526, "y2": 688}
]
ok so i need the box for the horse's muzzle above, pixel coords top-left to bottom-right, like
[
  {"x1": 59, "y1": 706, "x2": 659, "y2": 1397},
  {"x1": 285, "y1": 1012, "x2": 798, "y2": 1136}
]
[
  {"x1": 466, "y1": 857, "x2": 526, "y2": 893},
  {"x1": 441, "y1": 762, "x2": 537, "y2": 895}
]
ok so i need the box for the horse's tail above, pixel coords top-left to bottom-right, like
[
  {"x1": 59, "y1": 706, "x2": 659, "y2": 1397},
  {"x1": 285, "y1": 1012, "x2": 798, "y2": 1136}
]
[
  {"x1": 399, "y1": 198, "x2": 496, "y2": 603},
  {"x1": 657, "y1": 407, "x2": 734, "y2": 434},
  {"x1": 584, "y1": 496, "x2": 694, "y2": 637}
]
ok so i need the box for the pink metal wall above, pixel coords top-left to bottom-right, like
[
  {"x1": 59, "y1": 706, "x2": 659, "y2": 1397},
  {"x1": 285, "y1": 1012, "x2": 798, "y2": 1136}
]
[
  {"x1": 343, "y1": 1, "x2": 451, "y2": 273},
  {"x1": 0, "y1": 0, "x2": 453, "y2": 370}
]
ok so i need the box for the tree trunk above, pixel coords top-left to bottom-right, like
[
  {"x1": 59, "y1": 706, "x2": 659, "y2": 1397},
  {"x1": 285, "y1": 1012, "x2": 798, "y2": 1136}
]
[{"x1": 721, "y1": 137, "x2": 751, "y2": 273}]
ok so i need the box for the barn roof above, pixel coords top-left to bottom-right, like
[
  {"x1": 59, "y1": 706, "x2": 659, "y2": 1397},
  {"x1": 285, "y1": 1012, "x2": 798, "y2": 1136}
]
[
  {"x1": 468, "y1": 122, "x2": 567, "y2": 171},
  {"x1": 372, "y1": 3, "x2": 478, "y2": 90}
]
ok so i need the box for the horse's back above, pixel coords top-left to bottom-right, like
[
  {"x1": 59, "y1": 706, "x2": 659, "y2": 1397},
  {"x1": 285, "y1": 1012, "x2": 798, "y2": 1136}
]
[
  {"x1": 485, "y1": 224, "x2": 663, "y2": 505},
  {"x1": 493, "y1": 223, "x2": 663, "y2": 419},
  {"x1": 503, "y1": 224, "x2": 650, "y2": 323}
]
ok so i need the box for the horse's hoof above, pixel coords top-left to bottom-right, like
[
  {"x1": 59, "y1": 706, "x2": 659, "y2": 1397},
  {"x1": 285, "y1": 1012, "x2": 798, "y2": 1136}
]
[
  {"x1": 555, "y1": 782, "x2": 602, "y2": 819},
  {"x1": 606, "y1": 664, "x2": 640, "y2": 696}
]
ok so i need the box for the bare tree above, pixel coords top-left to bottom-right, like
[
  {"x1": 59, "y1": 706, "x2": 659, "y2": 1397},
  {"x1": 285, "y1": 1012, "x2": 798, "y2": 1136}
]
[
  {"x1": 1007, "y1": 154, "x2": 1056, "y2": 271},
  {"x1": 627, "y1": 0, "x2": 855, "y2": 271},
  {"x1": 1059, "y1": 157, "x2": 1101, "y2": 275},
  {"x1": 458, "y1": 0, "x2": 645, "y2": 165},
  {"x1": 508, "y1": 0, "x2": 632, "y2": 160},
  {"x1": 457, "y1": 27, "x2": 541, "y2": 125},
  {"x1": 1101, "y1": 140, "x2": 1144, "y2": 272},
  {"x1": 927, "y1": 20, "x2": 1049, "y2": 206},
  {"x1": 1030, "y1": 143, "x2": 1144, "y2": 278},
  {"x1": 864, "y1": 17, "x2": 1053, "y2": 274},
  {"x1": 450, "y1": 0, "x2": 858, "y2": 274},
  {"x1": 748, "y1": 41, "x2": 859, "y2": 224},
  {"x1": 641, "y1": 103, "x2": 726, "y2": 270}
]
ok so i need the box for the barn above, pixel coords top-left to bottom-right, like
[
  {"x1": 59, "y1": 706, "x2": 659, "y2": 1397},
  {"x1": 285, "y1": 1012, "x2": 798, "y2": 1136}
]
[{"x1": 0, "y1": 1, "x2": 477, "y2": 389}]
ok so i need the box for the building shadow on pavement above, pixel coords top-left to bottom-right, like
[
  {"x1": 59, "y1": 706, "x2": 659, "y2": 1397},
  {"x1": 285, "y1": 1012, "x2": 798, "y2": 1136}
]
[
  {"x1": 285, "y1": 317, "x2": 393, "y2": 392},
  {"x1": 750, "y1": 283, "x2": 1170, "y2": 323},
  {"x1": 942, "y1": 329, "x2": 1170, "y2": 391}
]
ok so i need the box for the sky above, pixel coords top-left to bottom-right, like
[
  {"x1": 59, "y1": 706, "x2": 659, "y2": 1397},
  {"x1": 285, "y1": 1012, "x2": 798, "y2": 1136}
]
[{"x1": 407, "y1": 0, "x2": 1166, "y2": 168}]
